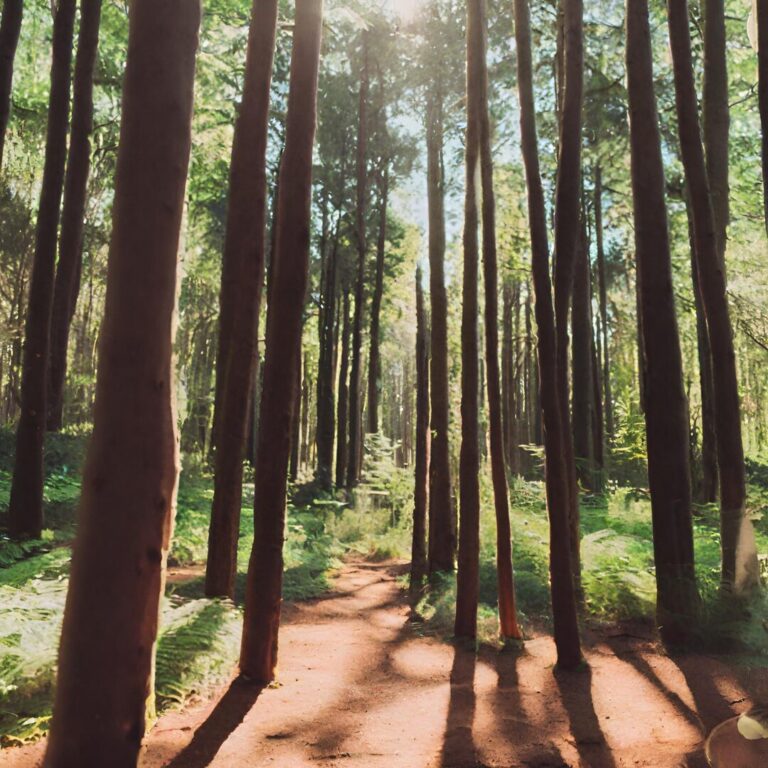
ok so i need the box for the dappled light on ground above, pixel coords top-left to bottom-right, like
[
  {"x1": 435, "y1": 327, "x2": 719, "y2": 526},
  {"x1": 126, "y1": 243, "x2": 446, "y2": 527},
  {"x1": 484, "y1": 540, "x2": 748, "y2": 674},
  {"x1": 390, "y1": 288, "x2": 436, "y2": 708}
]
[{"x1": 2, "y1": 560, "x2": 764, "y2": 768}]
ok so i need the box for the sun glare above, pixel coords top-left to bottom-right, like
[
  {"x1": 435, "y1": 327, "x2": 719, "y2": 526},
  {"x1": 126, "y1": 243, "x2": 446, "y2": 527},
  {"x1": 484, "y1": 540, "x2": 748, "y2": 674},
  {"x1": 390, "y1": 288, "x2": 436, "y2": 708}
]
[{"x1": 387, "y1": 0, "x2": 424, "y2": 23}]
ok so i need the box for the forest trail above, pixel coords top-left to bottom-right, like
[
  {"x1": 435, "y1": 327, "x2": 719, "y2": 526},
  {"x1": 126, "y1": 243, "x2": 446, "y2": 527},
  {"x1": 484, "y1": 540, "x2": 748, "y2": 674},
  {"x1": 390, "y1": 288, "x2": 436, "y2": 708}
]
[{"x1": 2, "y1": 560, "x2": 760, "y2": 768}]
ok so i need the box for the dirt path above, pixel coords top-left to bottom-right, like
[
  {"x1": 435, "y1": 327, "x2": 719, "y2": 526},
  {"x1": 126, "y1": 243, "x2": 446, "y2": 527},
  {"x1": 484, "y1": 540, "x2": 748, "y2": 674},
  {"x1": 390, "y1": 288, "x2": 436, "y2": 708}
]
[{"x1": 2, "y1": 560, "x2": 762, "y2": 767}]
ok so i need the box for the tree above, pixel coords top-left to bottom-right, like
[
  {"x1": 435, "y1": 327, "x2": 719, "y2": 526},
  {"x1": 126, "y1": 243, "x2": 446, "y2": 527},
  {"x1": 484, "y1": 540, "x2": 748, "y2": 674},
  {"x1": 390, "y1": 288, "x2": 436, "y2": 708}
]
[
  {"x1": 626, "y1": 0, "x2": 700, "y2": 640},
  {"x1": 475, "y1": 0, "x2": 521, "y2": 641},
  {"x1": 7, "y1": 0, "x2": 76, "y2": 538},
  {"x1": 336, "y1": 286, "x2": 351, "y2": 488},
  {"x1": 0, "y1": 0, "x2": 22, "y2": 168},
  {"x1": 411, "y1": 265, "x2": 429, "y2": 589},
  {"x1": 47, "y1": 0, "x2": 103, "y2": 432},
  {"x1": 513, "y1": 0, "x2": 582, "y2": 669},
  {"x1": 667, "y1": 0, "x2": 759, "y2": 594},
  {"x1": 42, "y1": 1, "x2": 200, "y2": 763},
  {"x1": 426, "y1": 86, "x2": 455, "y2": 573},
  {"x1": 346, "y1": 32, "x2": 369, "y2": 489},
  {"x1": 205, "y1": 0, "x2": 279, "y2": 599},
  {"x1": 240, "y1": 0, "x2": 324, "y2": 684}
]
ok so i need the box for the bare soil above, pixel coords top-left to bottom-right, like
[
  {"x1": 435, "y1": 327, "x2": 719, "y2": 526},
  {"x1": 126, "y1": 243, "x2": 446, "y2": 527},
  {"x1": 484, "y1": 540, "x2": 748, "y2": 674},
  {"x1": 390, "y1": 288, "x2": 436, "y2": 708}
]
[{"x1": 3, "y1": 560, "x2": 766, "y2": 767}]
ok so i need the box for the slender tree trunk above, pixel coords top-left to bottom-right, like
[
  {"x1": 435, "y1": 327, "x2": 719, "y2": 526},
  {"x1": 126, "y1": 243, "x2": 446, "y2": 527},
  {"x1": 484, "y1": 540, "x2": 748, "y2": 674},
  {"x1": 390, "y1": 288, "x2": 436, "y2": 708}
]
[
  {"x1": 0, "y1": 0, "x2": 22, "y2": 169},
  {"x1": 8, "y1": 0, "x2": 76, "y2": 539},
  {"x1": 552, "y1": 0, "x2": 584, "y2": 592},
  {"x1": 758, "y1": 0, "x2": 768, "y2": 234},
  {"x1": 367, "y1": 165, "x2": 388, "y2": 435},
  {"x1": 454, "y1": 2, "x2": 481, "y2": 638},
  {"x1": 289, "y1": 353, "x2": 301, "y2": 481},
  {"x1": 347, "y1": 35, "x2": 368, "y2": 488},
  {"x1": 240, "y1": 0, "x2": 323, "y2": 683},
  {"x1": 667, "y1": 0, "x2": 759, "y2": 593},
  {"x1": 514, "y1": 0, "x2": 582, "y2": 669},
  {"x1": 427, "y1": 87, "x2": 455, "y2": 572},
  {"x1": 502, "y1": 281, "x2": 514, "y2": 473},
  {"x1": 594, "y1": 165, "x2": 613, "y2": 441},
  {"x1": 336, "y1": 288, "x2": 351, "y2": 488},
  {"x1": 687, "y1": 196, "x2": 718, "y2": 503},
  {"x1": 572, "y1": 217, "x2": 594, "y2": 489},
  {"x1": 42, "y1": 3, "x2": 200, "y2": 763},
  {"x1": 411, "y1": 266, "x2": 429, "y2": 590},
  {"x1": 205, "y1": 0, "x2": 278, "y2": 598},
  {"x1": 473, "y1": 0, "x2": 521, "y2": 641},
  {"x1": 47, "y1": 0, "x2": 103, "y2": 433},
  {"x1": 627, "y1": 0, "x2": 700, "y2": 639}
]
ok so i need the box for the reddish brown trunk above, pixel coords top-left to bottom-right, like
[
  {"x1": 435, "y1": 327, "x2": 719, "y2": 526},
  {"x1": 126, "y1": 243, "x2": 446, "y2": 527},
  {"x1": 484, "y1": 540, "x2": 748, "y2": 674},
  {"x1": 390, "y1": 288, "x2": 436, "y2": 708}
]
[
  {"x1": 552, "y1": 0, "x2": 583, "y2": 593},
  {"x1": 47, "y1": 0, "x2": 103, "y2": 433},
  {"x1": 427, "y1": 87, "x2": 455, "y2": 573},
  {"x1": 474, "y1": 0, "x2": 521, "y2": 641},
  {"x1": 667, "y1": 0, "x2": 759, "y2": 593},
  {"x1": 335, "y1": 288, "x2": 351, "y2": 488},
  {"x1": 514, "y1": 0, "x2": 582, "y2": 669},
  {"x1": 0, "y1": 0, "x2": 22, "y2": 168},
  {"x1": 759, "y1": 0, "x2": 768, "y2": 233},
  {"x1": 346, "y1": 35, "x2": 368, "y2": 488},
  {"x1": 8, "y1": 0, "x2": 76, "y2": 539},
  {"x1": 454, "y1": 2, "x2": 481, "y2": 638},
  {"x1": 42, "y1": 3, "x2": 200, "y2": 763},
  {"x1": 411, "y1": 267, "x2": 429, "y2": 590},
  {"x1": 206, "y1": 0, "x2": 278, "y2": 598},
  {"x1": 367, "y1": 165, "x2": 388, "y2": 435},
  {"x1": 240, "y1": 0, "x2": 323, "y2": 684},
  {"x1": 627, "y1": 0, "x2": 700, "y2": 638}
]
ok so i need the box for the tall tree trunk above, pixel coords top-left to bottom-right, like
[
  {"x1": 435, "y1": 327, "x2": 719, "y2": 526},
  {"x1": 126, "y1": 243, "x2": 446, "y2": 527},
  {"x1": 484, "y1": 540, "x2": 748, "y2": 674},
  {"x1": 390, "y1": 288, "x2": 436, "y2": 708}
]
[
  {"x1": 411, "y1": 266, "x2": 429, "y2": 590},
  {"x1": 514, "y1": 0, "x2": 582, "y2": 669},
  {"x1": 502, "y1": 281, "x2": 515, "y2": 473},
  {"x1": 205, "y1": 0, "x2": 278, "y2": 598},
  {"x1": 335, "y1": 288, "x2": 351, "y2": 488},
  {"x1": 289, "y1": 353, "x2": 301, "y2": 481},
  {"x1": 315, "y1": 198, "x2": 342, "y2": 490},
  {"x1": 7, "y1": 0, "x2": 76, "y2": 539},
  {"x1": 667, "y1": 0, "x2": 759, "y2": 593},
  {"x1": 572, "y1": 217, "x2": 594, "y2": 489},
  {"x1": 473, "y1": 0, "x2": 521, "y2": 641},
  {"x1": 47, "y1": 0, "x2": 103, "y2": 433},
  {"x1": 367, "y1": 164, "x2": 388, "y2": 435},
  {"x1": 240, "y1": 0, "x2": 323, "y2": 683},
  {"x1": 552, "y1": 0, "x2": 584, "y2": 592},
  {"x1": 427, "y1": 87, "x2": 455, "y2": 573},
  {"x1": 687, "y1": 196, "x2": 718, "y2": 504},
  {"x1": 0, "y1": 0, "x2": 22, "y2": 169},
  {"x1": 346, "y1": 34, "x2": 368, "y2": 488},
  {"x1": 454, "y1": 1, "x2": 481, "y2": 638},
  {"x1": 42, "y1": 3, "x2": 200, "y2": 763},
  {"x1": 758, "y1": 0, "x2": 768, "y2": 234},
  {"x1": 627, "y1": 0, "x2": 700, "y2": 640},
  {"x1": 594, "y1": 165, "x2": 613, "y2": 441}
]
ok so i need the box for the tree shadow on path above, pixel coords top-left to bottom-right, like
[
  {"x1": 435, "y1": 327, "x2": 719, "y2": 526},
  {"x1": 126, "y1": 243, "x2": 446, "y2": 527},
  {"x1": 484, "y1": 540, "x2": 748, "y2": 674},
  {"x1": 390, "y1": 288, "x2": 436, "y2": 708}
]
[
  {"x1": 554, "y1": 663, "x2": 617, "y2": 768},
  {"x1": 440, "y1": 643, "x2": 478, "y2": 768},
  {"x1": 164, "y1": 677, "x2": 264, "y2": 768}
]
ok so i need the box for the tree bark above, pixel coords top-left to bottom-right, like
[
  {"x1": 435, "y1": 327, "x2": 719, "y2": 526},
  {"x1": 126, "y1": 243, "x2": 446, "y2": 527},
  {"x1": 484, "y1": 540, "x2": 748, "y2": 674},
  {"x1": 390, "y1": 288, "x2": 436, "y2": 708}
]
[
  {"x1": 758, "y1": 0, "x2": 768, "y2": 234},
  {"x1": 594, "y1": 165, "x2": 613, "y2": 441},
  {"x1": 552, "y1": 0, "x2": 584, "y2": 593},
  {"x1": 473, "y1": 0, "x2": 521, "y2": 641},
  {"x1": 0, "y1": 0, "x2": 22, "y2": 169},
  {"x1": 514, "y1": 0, "x2": 582, "y2": 669},
  {"x1": 346, "y1": 34, "x2": 368, "y2": 488},
  {"x1": 667, "y1": 0, "x2": 759, "y2": 593},
  {"x1": 240, "y1": 0, "x2": 323, "y2": 684},
  {"x1": 427, "y1": 87, "x2": 455, "y2": 573},
  {"x1": 47, "y1": 0, "x2": 103, "y2": 433},
  {"x1": 42, "y1": 3, "x2": 200, "y2": 763},
  {"x1": 335, "y1": 288, "x2": 351, "y2": 488},
  {"x1": 8, "y1": 0, "x2": 76, "y2": 539},
  {"x1": 205, "y1": 0, "x2": 278, "y2": 598},
  {"x1": 411, "y1": 266, "x2": 429, "y2": 590},
  {"x1": 367, "y1": 165, "x2": 388, "y2": 436},
  {"x1": 627, "y1": 0, "x2": 700, "y2": 639},
  {"x1": 454, "y1": 1, "x2": 481, "y2": 638}
]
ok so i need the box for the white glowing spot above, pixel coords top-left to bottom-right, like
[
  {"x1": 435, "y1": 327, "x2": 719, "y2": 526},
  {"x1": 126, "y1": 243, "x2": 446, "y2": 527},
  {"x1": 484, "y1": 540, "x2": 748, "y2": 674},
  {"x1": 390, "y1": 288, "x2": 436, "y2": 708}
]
[{"x1": 387, "y1": 0, "x2": 424, "y2": 23}]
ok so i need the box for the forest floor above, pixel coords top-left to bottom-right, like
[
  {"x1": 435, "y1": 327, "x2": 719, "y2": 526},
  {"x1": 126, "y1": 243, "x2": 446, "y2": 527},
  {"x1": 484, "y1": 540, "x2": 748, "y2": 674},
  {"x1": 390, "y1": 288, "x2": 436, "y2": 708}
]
[{"x1": 2, "y1": 558, "x2": 765, "y2": 768}]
